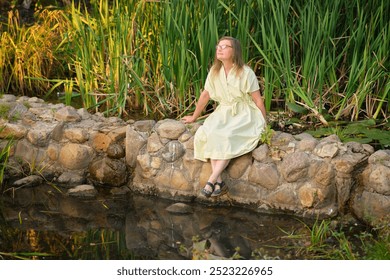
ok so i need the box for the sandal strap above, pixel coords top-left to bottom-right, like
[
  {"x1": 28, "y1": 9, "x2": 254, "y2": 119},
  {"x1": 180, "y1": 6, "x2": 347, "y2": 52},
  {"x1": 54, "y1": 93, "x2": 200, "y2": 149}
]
[
  {"x1": 205, "y1": 181, "x2": 215, "y2": 189},
  {"x1": 211, "y1": 181, "x2": 228, "y2": 197},
  {"x1": 203, "y1": 182, "x2": 215, "y2": 193},
  {"x1": 214, "y1": 181, "x2": 225, "y2": 191},
  {"x1": 201, "y1": 182, "x2": 215, "y2": 197}
]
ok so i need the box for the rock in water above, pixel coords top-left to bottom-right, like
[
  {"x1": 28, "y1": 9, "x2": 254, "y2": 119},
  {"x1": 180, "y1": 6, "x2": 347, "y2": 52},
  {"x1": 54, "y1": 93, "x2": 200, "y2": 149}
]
[{"x1": 166, "y1": 202, "x2": 193, "y2": 214}]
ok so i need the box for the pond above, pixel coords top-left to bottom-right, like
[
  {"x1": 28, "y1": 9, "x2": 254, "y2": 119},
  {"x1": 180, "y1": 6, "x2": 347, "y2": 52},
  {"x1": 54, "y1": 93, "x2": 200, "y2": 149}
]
[{"x1": 0, "y1": 183, "x2": 371, "y2": 260}]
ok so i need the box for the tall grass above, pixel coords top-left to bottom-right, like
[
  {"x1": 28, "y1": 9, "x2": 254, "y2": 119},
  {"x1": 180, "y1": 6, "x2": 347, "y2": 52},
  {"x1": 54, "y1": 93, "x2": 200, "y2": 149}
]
[
  {"x1": 0, "y1": 136, "x2": 13, "y2": 187},
  {"x1": 248, "y1": 0, "x2": 389, "y2": 123},
  {"x1": 0, "y1": 0, "x2": 388, "y2": 121},
  {"x1": 61, "y1": 0, "x2": 221, "y2": 117},
  {"x1": 333, "y1": 1, "x2": 389, "y2": 121},
  {"x1": 0, "y1": 9, "x2": 69, "y2": 95},
  {"x1": 0, "y1": 227, "x2": 138, "y2": 260},
  {"x1": 282, "y1": 218, "x2": 390, "y2": 260}
]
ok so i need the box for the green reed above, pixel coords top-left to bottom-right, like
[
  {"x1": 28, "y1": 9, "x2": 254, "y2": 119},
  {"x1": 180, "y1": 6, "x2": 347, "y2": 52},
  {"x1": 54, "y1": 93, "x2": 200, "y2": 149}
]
[
  {"x1": 248, "y1": 0, "x2": 388, "y2": 123},
  {"x1": 0, "y1": 226, "x2": 138, "y2": 260},
  {"x1": 0, "y1": 9, "x2": 68, "y2": 95},
  {"x1": 281, "y1": 217, "x2": 390, "y2": 260},
  {"x1": 0, "y1": 136, "x2": 13, "y2": 187},
  {"x1": 334, "y1": 0, "x2": 389, "y2": 121},
  {"x1": 243, "y1": 0, "x2": 292, "y2": 111},
  {"x1": 0, "y1": 0, "x2": 388, "y2": 121},
  {"x1": 66, "y1": 229, "x2": 137, "y2": 260},
  {"x1": 65, "y1": 0, "x2": 137, "y2": 115}
]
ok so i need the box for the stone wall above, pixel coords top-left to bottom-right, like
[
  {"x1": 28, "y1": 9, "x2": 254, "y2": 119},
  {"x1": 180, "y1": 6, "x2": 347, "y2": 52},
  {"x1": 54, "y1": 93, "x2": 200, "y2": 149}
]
[{"x1": 1, "y1": 94, "x2": 389, "y2": 227}]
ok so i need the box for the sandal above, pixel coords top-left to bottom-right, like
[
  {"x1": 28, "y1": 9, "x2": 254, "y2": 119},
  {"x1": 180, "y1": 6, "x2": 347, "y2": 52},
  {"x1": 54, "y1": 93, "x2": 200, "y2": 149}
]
[
  {"x1": 211, "y1": 181, "x2": 228, "y2": 197},
  {"x1": 201, "y1": 182, "x2": 215, "y2": 198}
]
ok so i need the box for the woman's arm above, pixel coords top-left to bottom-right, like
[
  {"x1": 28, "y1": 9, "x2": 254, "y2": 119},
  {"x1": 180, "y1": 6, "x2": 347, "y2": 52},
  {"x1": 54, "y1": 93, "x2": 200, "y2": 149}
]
[
  {"x1": 251, "y1": 90, "x2": 267, "y2": 120},
  {"x1": 182, "y1": 89, "x2": 211, "y2": 123}
]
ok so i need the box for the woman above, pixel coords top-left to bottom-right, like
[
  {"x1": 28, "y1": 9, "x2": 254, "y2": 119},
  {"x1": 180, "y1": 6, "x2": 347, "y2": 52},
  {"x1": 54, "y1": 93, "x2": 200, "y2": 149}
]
[{"x1": 182, "y1": 36, "x2": 266, "y2": 197}]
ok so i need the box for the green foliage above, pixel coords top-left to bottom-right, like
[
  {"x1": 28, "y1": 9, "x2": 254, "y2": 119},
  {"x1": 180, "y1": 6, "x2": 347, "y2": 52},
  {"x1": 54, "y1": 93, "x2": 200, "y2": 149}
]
[
  {"x1": 62, "y1": 229, "x2": 138, "y2": 260},
  {"x1": 0, "y1": 104, "x2": 10, "y2": 119},
  {"x1": 362, "y1": 233, "x2": 390, "y2": 260},
  {"x1": 282, "y1": 217, "x2": 390, "y2": 260},
  {"x1": 260, "y1": 124, "x2": 274, "y2": 146},
  {"x1": 0, "y1": 228, "x2": 139, "y2": 260},
  {"x1": 0, "y1": 0, "x2": 388, "y2": 122},
  {"x1": 306, "y1": 119, "x2": 390, "y2": 148},
  {"x1": 0, "y1": 133, "x2": 13, "y2": 186},
  {"x1": 0, "y1": 9, "x2": 70, "y2": 95}
]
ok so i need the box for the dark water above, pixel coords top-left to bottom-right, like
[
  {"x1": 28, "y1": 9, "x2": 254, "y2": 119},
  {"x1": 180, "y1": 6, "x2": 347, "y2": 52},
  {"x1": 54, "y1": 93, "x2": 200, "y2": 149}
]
[{"x1": 0, "y1": 184, "x2": 316, "y2": 260}]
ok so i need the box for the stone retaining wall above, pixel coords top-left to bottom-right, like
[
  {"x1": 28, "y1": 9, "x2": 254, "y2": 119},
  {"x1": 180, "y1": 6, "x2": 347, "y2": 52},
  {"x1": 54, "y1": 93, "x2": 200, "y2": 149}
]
[{"x1": 1, "y1": 95, "x2": 389, "y2": 227}]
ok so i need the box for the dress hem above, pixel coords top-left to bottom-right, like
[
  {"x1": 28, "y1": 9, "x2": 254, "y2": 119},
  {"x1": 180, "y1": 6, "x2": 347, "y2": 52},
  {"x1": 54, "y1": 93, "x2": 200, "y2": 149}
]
[{"x1": 194, "y1": 144, "x2": 260, "y2": 162}]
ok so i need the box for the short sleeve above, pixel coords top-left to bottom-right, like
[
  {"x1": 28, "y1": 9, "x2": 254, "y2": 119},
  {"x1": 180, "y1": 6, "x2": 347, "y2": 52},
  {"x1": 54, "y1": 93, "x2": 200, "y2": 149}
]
[
  {"x1": 204, "y1": 71, "x2": 214, "y2": 93},
  {"x1": 245, "y1": 66, "x2": 260, "y2": 93}
]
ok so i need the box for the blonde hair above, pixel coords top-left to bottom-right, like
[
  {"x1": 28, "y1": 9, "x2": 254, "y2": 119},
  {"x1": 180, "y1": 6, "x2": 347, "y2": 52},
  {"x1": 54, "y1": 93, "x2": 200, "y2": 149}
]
[{"x1": 211, "y1": 36, "x2": 245, "y2": 77}]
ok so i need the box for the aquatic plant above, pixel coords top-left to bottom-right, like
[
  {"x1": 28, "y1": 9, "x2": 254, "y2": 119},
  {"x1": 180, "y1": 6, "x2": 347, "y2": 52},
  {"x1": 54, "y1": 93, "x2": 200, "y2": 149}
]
[
  {"x1": 0, "y1": 9, "x2": 70, "y2": 95},
  {"x1": 0, "y1": 0, "x2": 387, "y2": 122},
  {"x1": 279, "y1": 217, "x2": 390, "y2": 260},
  {"x1": 306, "y1": 119, "x2": 390, "y2": 149},
  {"x1": 0, "y1": 104, "x2": 10, "y2": 119},
  {"x1": 260, "y1": 125, "x2": 274, "y2": 146},
  {"x1": 0, "y1": 228, "x2": 141, "y2": 260},
  {"x1": 0, "y1": 132, "x2": 13, "y2": 187}
]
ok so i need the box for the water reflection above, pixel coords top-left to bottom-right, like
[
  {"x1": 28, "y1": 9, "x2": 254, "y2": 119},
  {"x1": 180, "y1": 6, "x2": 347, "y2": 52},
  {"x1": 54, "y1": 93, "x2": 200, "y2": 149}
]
[{"x1": 0, "y1": 184, "x2": 307, "y2": 260}]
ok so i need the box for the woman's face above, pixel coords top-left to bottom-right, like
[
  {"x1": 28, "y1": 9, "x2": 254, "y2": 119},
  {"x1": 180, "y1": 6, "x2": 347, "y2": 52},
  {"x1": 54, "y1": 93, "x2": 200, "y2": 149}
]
[{"x1": 216, "y1": 39, "x2": 234, "y2": 62}]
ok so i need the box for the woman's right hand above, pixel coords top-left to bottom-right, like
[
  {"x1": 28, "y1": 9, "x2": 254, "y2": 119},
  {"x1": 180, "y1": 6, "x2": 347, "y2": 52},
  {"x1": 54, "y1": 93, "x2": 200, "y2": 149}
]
[
  {"x1": 181, "y1": 89, "x2": 210, "y2": 124},
  {"x1": 181, "y1": 115, "x2": 196, "y2": 124}
]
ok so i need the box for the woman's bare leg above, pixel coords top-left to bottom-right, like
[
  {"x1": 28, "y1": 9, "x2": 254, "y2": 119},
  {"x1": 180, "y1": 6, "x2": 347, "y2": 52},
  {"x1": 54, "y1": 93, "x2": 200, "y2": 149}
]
[
  {"x1": 203, "y1": 159, "x2": 230, "y2": 192},
  {"x1": 210, "y1": 159, "x2": 229, "y2": 182}
]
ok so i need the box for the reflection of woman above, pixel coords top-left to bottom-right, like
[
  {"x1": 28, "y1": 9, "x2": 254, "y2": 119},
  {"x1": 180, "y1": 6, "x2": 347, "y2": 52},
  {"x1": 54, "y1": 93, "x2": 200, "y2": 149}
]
[{"x1": 182, "y1": 36, "x2": 267, "y2": 198}]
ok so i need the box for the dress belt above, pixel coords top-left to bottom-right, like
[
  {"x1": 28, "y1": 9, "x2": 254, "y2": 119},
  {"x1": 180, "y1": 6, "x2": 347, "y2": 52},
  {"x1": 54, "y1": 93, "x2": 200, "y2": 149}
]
[{"x1": 219, "y1": 101, "x2": 239, "y2": 116}]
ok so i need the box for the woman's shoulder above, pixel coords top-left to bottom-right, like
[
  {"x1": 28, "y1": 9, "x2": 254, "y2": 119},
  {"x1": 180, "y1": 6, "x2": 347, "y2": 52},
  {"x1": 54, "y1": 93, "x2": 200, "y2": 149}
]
[
  {"x1": 238, "y1": 65, "x2": 256, "y2": 78},
  {"x1": 243, "y1": 64, "x2": 255, "y2": 72},
  {"x1": 233, "y1": 64, "x2": 252, "y2": 74},
  {"x1": 208, "y1": 65, "x2": 222, "y2": 78}
]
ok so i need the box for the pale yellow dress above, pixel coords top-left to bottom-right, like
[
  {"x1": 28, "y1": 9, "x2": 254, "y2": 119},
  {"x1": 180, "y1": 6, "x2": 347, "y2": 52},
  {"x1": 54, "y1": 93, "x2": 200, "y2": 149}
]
[{"x1": 194, "y1": 65, "x2": 266, "y2": 162}]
